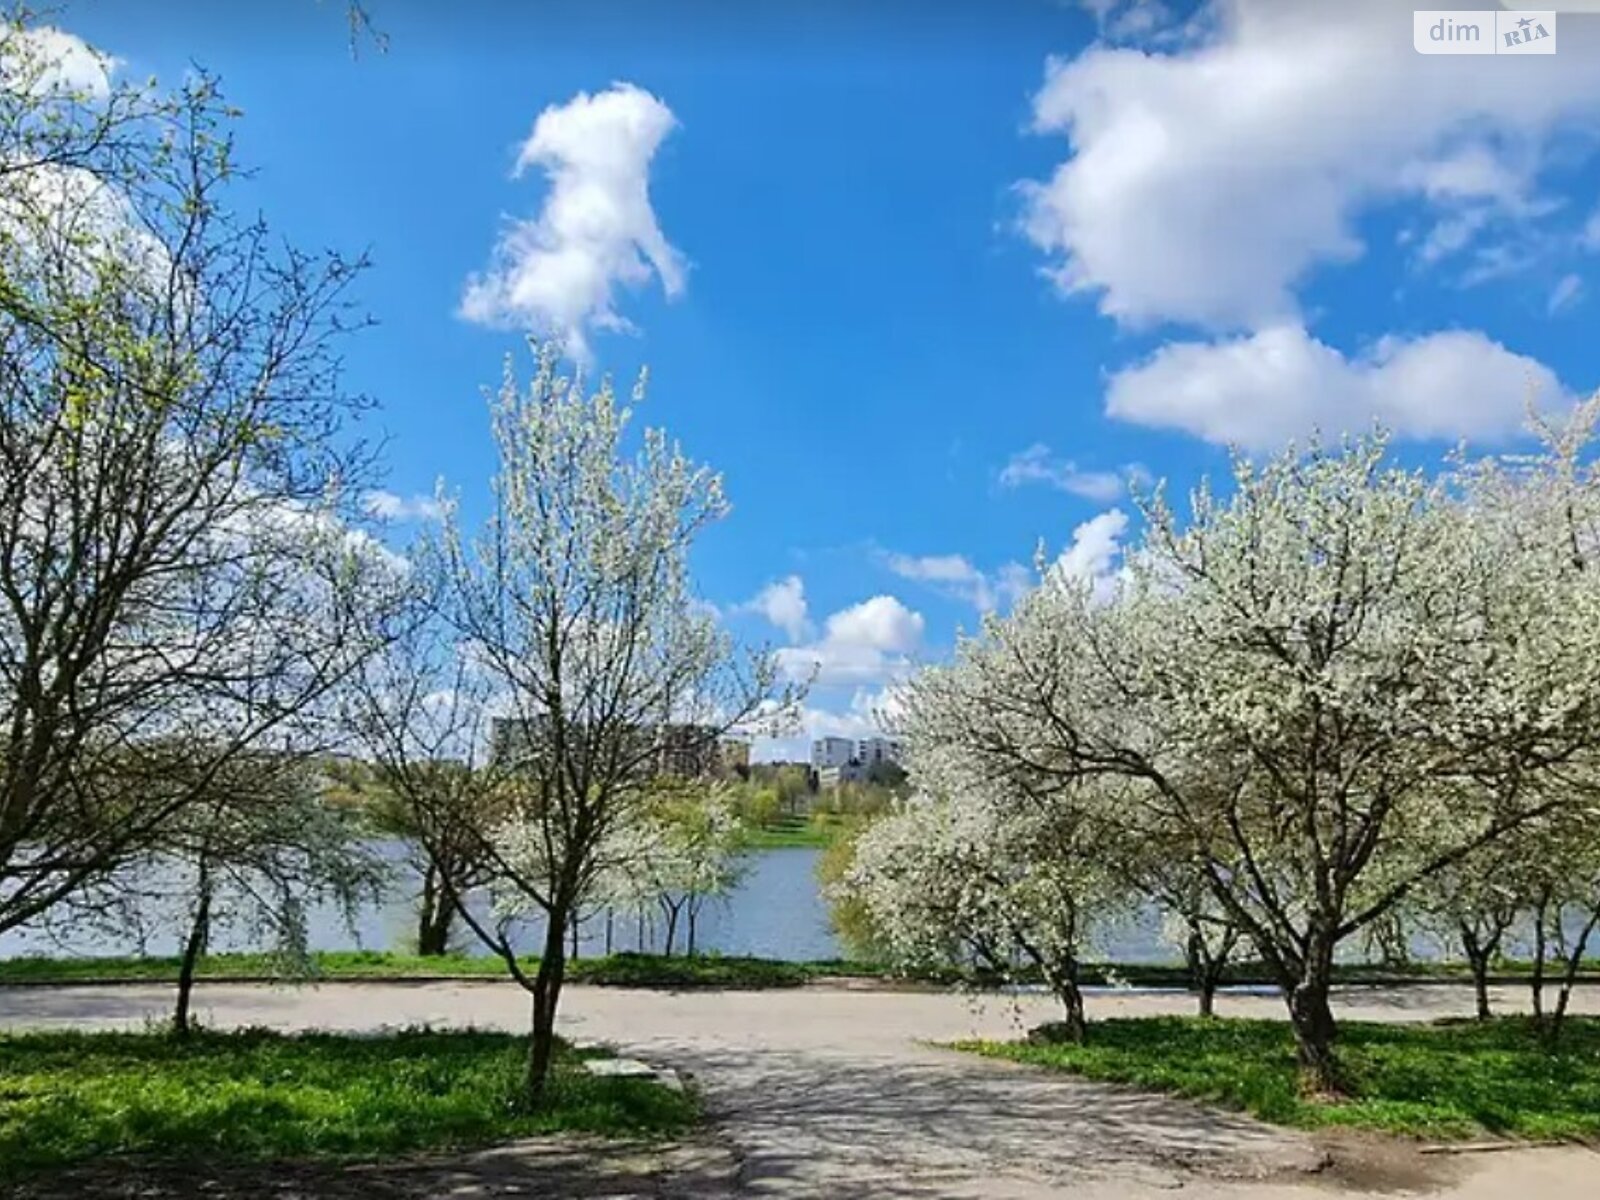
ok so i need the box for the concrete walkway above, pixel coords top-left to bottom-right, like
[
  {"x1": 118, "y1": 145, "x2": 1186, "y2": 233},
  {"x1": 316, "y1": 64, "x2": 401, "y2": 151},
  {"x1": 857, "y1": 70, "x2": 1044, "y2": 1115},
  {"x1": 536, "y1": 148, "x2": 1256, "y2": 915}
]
[{"x1": 1, "y1": 980, "x2": 1596, "y2": 1198}]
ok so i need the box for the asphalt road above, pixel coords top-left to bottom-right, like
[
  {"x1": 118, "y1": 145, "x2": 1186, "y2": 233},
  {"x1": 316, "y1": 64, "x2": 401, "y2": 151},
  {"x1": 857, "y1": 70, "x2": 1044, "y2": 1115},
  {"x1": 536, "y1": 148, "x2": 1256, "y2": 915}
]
[{"x1": 2, "y1": 979, "x2": 1596, "y2": 1198}]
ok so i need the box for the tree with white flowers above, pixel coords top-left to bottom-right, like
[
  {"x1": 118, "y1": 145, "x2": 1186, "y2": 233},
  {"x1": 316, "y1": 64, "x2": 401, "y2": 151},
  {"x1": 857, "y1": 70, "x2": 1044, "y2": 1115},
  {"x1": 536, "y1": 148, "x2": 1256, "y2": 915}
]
[
  {"x1": 596, "y1": 780, "x2": 747, "y2": 957},
  {"x1": 847, "y1": 771, "x2": 1132, "y2": 1041},
  {"x1": 897, "y1": 422, "x2": 1600, "y2": 1091},
  {"x1": 413, "y1": 345, "x2": 793, "y2": 1103}
]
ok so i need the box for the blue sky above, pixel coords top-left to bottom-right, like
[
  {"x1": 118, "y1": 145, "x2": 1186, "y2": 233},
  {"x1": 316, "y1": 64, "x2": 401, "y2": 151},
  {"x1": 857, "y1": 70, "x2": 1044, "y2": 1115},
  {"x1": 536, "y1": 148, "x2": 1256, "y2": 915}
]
[{"x1": 57, "y1": 0, "x2": 1600, "y2": 756}]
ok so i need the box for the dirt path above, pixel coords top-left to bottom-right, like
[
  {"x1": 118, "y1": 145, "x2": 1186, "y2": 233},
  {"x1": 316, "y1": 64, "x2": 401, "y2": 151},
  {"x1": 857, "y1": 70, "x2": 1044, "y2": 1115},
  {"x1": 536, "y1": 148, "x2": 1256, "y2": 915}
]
[{"x1": 2, "y1": 980, "x2": 1596, "y2": 1198}]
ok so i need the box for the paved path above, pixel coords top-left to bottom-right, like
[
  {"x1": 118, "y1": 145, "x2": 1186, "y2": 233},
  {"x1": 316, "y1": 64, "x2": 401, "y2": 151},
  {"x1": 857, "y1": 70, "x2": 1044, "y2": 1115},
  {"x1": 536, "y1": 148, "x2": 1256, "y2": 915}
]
[{"x1": 2, "y1": 980, "x2": 1596, "y2": 1198}]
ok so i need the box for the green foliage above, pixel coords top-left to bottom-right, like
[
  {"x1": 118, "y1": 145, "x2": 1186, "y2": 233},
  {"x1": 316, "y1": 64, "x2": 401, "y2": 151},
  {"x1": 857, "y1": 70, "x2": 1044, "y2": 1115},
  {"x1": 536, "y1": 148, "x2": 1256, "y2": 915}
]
[
  {"x1": 810, "y1": 780, "x2": 901, "y2": 819},
  {"x1": 815, "y1": 817, "x2": 886, "y2": 960},
  {"x1": 728, "y1": 782, "x2": 781, "y2": 830},
  {"x1": 744, "y1": 764, "x2": 814, "y2": 814},
  {"x1": 0, "y1": 1028, "x2": 698, "y2": 1178},
  {"x1": 961, "y1": 1016, "x2": 1600, "y2": 1140}
]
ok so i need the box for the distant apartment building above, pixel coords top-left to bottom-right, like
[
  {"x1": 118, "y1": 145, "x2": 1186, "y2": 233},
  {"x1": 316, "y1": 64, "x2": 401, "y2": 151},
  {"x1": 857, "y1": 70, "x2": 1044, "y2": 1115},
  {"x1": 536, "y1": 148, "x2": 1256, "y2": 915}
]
[
  {"x1": 855, "y1": 736, "x2": 904, "y2": 768},
  {"x1": 811, "y1": 736, "x2": 856, "y2": 771},
  {"x1": 810, "y1": 734, "x2": 905, "y2": 790}
]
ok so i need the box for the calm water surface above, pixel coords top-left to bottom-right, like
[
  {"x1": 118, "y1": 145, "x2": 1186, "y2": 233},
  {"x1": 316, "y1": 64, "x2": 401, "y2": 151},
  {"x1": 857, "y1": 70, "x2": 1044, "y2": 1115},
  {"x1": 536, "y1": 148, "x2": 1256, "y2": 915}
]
[
  {"x1": 0, "y1": 845, "x2": 846, "y2": 962},
  {"x1": 3, "y1": 843, "x2": 1533, "y2": 965}
]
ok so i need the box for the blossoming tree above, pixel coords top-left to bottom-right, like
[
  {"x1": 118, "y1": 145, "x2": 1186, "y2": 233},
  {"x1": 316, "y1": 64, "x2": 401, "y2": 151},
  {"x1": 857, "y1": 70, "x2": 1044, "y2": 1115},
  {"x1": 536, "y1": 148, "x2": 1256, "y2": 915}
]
[
  {"x1": 413, "y1": 346, "x2": 792, "y2": 1102},
  {"x1": 892, "y1": 426, "x2": 1600, "y2": 1091}
]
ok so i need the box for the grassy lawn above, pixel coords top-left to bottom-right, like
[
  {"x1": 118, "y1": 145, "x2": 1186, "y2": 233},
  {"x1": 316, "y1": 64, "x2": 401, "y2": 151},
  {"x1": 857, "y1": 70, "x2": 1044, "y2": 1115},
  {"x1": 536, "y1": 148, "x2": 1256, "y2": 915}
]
[
  {"x1": 0, "y1": 950, "x2": 895, "y2": 989},
  {"x1": 738, "y1": 816, "x2": 836, "y2": 849},
  {"x1": 2, "y1": 949, "x2": 1593, "y2": 990},
  {"x1": 959, "y1": 1016, "x2": 1600, "y2": 1141},
  {"x1": 0, "y1": 1027, "x2": 697, "y2": 1180}
]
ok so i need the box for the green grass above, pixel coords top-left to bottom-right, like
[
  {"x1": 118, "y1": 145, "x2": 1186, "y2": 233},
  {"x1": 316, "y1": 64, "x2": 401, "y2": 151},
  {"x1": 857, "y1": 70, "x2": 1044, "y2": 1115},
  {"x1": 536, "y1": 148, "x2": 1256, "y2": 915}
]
[
  {"x1": 738, "y1": 815, "x2": 836, "y2": 849},
  {"x1": 0, "y1": 949, "x2": 895, "y2": 989},
  {"x1": 0, "y1": 1027, "x2": 697, "y2": 1180},
  {"x1": 0, "y1": 949, "x2": 510, "y2": 984},
  {"x1": 959, "y1": 1016, "x2": 1600, "y2": 1141},
  {"x1": 3, "y1": 949, "x2": 1592, "y2": 990}
]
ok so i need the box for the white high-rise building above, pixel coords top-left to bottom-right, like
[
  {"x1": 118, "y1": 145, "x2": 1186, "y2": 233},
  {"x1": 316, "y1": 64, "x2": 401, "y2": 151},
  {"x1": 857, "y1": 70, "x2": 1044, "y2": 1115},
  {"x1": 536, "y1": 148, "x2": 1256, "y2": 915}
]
[
  {"x1": 855, "y1": 736, "x2": 904, "y2": 768},
  {"x1": 810, "y1": 736, "x2": 856, "y2": 770}
]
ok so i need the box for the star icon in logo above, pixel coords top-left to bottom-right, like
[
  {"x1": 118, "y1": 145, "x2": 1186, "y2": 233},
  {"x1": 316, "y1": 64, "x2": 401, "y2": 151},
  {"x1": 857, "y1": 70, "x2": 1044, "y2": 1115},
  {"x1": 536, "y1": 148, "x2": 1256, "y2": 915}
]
[{"x1": 1518, "y1": 16, "x2": 1533, "y2": 30}]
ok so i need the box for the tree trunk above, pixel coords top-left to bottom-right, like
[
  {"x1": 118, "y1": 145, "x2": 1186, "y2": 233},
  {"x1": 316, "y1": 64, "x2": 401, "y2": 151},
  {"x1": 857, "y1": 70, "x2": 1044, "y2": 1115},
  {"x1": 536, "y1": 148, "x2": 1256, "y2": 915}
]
[
  {"x1": 1460, "y1": 926, "x2": 1494, "y2": 1022},
  {"x1": 525, "y1": 902, "x2": 570, "y2": 1105},
  {"x1": 660, "y1": 898, "x2": 680, "y2": 957},
  {"x1": 604, "y1": 909, "x2": 614, "y2": 956},
  {"x1": 174, "y1": 881, "x2": 212, "y2": 1039},
  {"x1": 1531, "y1": 891, "x2": 1550, "y2": 1022},
  {"x1": 416, "y1": 863, "x2": 457, "y2": 957},
  {"x1": 686, "y1": 898, "x2": 700, "y2": 958},
  {"x1": 1186, "y1": 927, "x2": 1221, "y2": 1018},
  {"x1": 1470, "y1": 956, "x2": 1493, "y2": 1022},
  {"x1": 1042, "y1": 957, "x2": 1087, "y2": 1043},
  {"x1": 1547, "y1": 909, "x2": 1600, "y2": 1046},
  {"x1": 1286, "y1": 949, "x2": 1341, "y2": 1096}
]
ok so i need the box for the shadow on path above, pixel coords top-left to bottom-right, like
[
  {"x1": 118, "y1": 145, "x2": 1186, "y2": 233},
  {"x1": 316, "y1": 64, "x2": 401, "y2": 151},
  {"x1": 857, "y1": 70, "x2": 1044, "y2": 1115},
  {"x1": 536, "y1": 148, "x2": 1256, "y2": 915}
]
[{"x1": 638, "y1": 1043, "x2": 1321, "y2": 1198}]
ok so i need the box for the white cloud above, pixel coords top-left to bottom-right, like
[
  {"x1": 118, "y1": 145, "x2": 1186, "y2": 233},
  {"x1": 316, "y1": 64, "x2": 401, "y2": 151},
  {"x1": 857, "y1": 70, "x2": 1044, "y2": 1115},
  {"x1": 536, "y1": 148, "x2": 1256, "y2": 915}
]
[
  {"x1": 1105, "y1": 323, "x2": 1570, "y2": 449},
  {"x1": 735, "y1": 574, "x2": 810, "y2": 642},
  {"x1": 2, "y1": 26, "x2": 117, "y2": 98},
  {"x1": 1548, "y1": 273, "x2": 1585, "y2": 315},
  {"x1": 883, "y1": 551, "x2": 1031, "y2": 614},
  {"x1": 998, "y1": 443, "x2": 1126, "y2": 501},
  {"x1": 775, "y1": 595, "x2": 925, "y2": 687},
  {"x1": 1583, "y1": 207, "x2": 1600, "y2": 252},
  {"x1": 362, "y1": 489, "x2": 445, "y2": 523},
  {"x1": 1054, "y1": 509, "x2": 1129, "y2": 600},
  {"x1": 459, "y1": 83, "x2": 685, "y2": 357},
  {"x1": 1078, "y1": 0, "x2": 1176, "y2": 42},
  {"x1": 1020, "y1": 0, "x2": 1600, "y2": 330},
  {"x1": 883, "y1": 553, "x2": 976, "y2": 586}
]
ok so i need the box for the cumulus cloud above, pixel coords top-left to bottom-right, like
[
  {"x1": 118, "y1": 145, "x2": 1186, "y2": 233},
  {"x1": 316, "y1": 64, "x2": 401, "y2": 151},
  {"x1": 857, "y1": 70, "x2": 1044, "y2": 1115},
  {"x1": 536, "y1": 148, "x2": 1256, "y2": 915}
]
[
  {"x1": 883, "y1": 551, "x2": 1031, "y2": 614},
  {"x1": 1020, "y1": 0, "x2": 1600, "y2": 330},
  {"x1": 1054, "y1": 509, "x2": 1129, "y2": 600},
  {"x1": 459, "y1": 83, "x2": 685, "y2": 357},
  {"x1": 1, "y1": 26, "x2": 117, "y2": 98},
  {"x1": 735, "y1": 574, "x2": 810, "y2": 642},
  {"x1": 998, "y1": 444, "x2": 1126, "y2": 501},
  {"x1": 775, "y1": 595, "x2": 925, "y2": 687},
  {"x1": 1105, "y1": 324, "x2": 1570, "y2": 449},
  {"x1": 362, "y1": 489, "x2": 445, "y2": 523}
]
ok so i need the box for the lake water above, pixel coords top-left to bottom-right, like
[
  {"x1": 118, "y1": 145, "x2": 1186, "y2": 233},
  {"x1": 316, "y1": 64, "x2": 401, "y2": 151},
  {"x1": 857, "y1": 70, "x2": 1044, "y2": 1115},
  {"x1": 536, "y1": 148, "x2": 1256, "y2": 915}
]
[
  {"x1": 0, "y1": 845, "x2": 847, "y2": 963},
  {"x1": 0, "y1": 843, "x2": 1548, "y2": 966}
]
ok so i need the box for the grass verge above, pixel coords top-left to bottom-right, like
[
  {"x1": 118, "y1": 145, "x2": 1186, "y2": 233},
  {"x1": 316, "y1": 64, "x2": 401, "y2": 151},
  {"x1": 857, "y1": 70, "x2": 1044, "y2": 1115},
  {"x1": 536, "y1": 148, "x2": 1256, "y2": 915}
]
[
  {"x1": 0, "y1": 1027, "x2": 697, "y2": 1180},
  {"x1": 958, "y1": 1015, "x2": 1600, "y2": 1141},
  {"x1": 0, "y1": 950, "x2": 879, "y2": 988},
  {"x1": 1, "y1": 950, "x2": 1594, "y2": 990}
]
